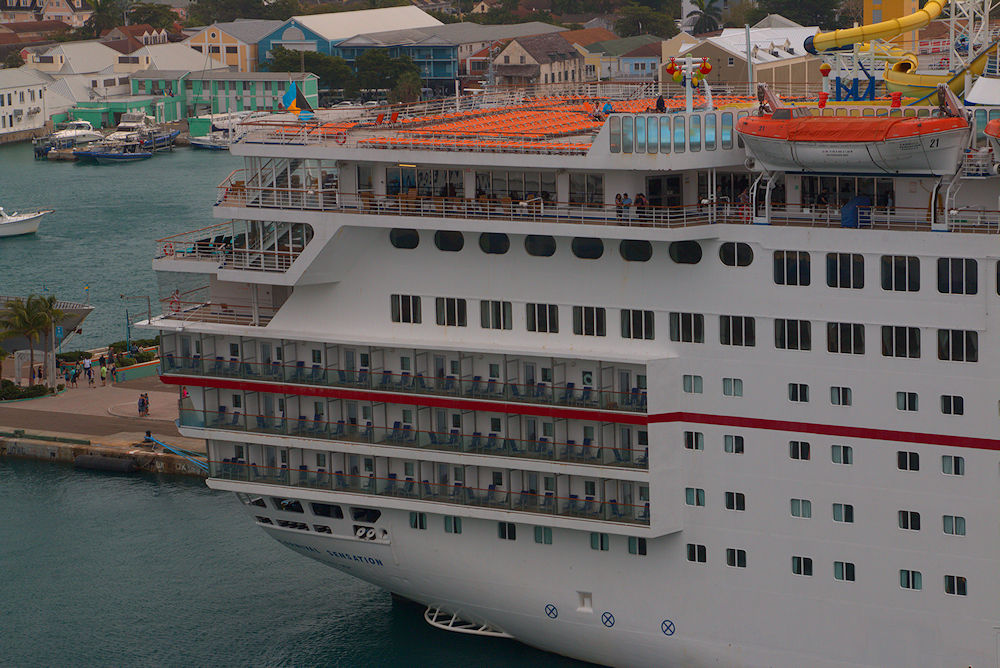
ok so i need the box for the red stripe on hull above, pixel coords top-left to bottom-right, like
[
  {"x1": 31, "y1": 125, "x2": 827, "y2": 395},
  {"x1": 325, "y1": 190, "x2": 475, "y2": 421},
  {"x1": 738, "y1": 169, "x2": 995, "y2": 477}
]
[{"x1": 163, "y1": 375, "x2": 1000, "y2": 451}]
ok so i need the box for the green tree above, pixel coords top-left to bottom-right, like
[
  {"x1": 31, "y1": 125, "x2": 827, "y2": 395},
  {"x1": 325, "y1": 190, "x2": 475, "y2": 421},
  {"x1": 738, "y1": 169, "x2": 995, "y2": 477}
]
[
  {"x1": 688, "y1": 0, "x2": 722, "y2": 33},
  {"x1": 389, "y1": 69, "x2": 421, "y2": 103},
  {"x1": 838, "y1": 0, "x2": 863, "y2": 26},
  {"x1": 188, "y1": 0, "x2": 298, "y2": 24},
  {"x1": 355, "y1": 49, "x2": 419, "y2": 92},
  {"x1": 615, "y1": 3, "x2": 679, "y2": 38},
  {"x1": 0, "y1": 296, "x2": 47, "y2": 384},
  {"x1": 723, "y1": 0, "x2": 763, "y2": 27},
  {"x1": 127, "y1": 2, "x2": 178, "y2": 29},
  {"x1": 3, "y1": 51, "x2": 25, "y2": 69},
  {"x1": 35, "y1": 295, "x2": 65, "y2": 385},
  {"x1": 81, "y1": 0, "x2": 126, "y2": 38},
  {"x1": 754, "y1": 0, "x2": 839, "y2": 28},
  {"x1": 267, "y1": 46, "x2": 357, "y2": 95}
]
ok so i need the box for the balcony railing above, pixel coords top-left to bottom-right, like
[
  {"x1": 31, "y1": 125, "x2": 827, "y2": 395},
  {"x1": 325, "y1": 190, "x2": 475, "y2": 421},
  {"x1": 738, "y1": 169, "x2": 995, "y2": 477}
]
[
  {"x1": 166, "y1": 355, "x2": 647, "y2": 413},
  {"x1": 184, "y1": 408, "x2": 648, "y2": 469},
  {"x1": 214, "y1": 172, "x2": 1000, "y2": 234},
  {"x1": 156, "y1": 221, "x2": 305, "y2": 272},
  {"x1": 159, "y1": 299, "x2": 277, "y2": 327},
  {"x1": 210, "y1": 459, "x2": 650, "y2": 525}
]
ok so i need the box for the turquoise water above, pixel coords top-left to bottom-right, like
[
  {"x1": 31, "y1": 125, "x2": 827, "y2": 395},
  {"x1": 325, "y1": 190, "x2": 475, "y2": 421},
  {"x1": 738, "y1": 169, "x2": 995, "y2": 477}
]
[
  {"x1": 0, "y1": 142, "x2": 240, "y2": 349},
  {"x1": 0, "y1": 459, "x2": 586, "y2": 666}
]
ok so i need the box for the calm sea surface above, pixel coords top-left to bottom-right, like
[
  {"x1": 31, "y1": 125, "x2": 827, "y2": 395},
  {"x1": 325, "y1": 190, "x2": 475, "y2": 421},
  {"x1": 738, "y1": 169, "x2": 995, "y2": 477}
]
[
  {"x1": 0, "y1": 459, "x2": 586, "y2": 667},
  {"x1": 0, "y1": 144, "x2": 585, "y2": 666},
  {"x1": 0, "y1": 141, "x2": 240, "y2": 350}
]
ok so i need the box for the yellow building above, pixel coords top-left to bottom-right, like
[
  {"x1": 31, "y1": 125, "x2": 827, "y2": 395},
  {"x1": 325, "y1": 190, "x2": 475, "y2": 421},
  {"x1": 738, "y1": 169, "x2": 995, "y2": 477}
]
[
  {"x1": 186, "y1": 19, "x2": 283, "y2": 73},
  {"x1": 864, "y1": 0, "x2": 921, "y2": 50}
]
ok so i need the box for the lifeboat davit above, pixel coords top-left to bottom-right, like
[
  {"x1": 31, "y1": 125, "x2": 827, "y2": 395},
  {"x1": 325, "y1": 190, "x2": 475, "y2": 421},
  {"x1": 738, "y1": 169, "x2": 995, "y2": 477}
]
[
  {"x1": 984, "y1": 118, "x2": 1000, "y2": 152},
  {"x1": 736, "y1": 107, "x2": 970, "y2": 175}
]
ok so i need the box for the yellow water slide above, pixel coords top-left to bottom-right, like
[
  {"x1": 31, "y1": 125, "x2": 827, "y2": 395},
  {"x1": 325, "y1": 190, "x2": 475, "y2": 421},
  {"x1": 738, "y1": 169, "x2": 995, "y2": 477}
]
[
  {"x1": 803, "y1": 0, "x2": 948, "y2": 54},
  {"x1": 884, "y1": 41, "x2": 1000, "y2": 102}
]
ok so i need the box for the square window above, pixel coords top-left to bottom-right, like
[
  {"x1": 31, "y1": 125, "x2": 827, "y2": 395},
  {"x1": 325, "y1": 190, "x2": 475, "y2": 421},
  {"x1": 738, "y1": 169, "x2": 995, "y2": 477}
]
[
  {"x1": 628, "y1": 536, "x2": 647, "y2": 555},
  {"x1": 686, "y1": 543, "x2": 707, "y2": 562},
  {"x1": 683, "y1": 374, "x2": 703, "y2": 394},
  {"x1": 725, "y1": 491, "x2": 746, "y2": 511},
  {"x1": 788, "y1": 383, "x2": 809, "y2": 402},
  {"x1": 943, "y1": 515, "x2": 966, "y2": 535},
  {"x1": 724, "y1": 434, "x2": 744, "y2": 454},
  {"x1": 789, "y1": 441, "x2": 810, "y2": 460},
  {"x1": 685, "y1": 487, "x2": 706, "y2": 506},
  {"x1": 940, "y1": 395, "x2": 964, "y2": 415},
  {"x1": 591, "y1": 532, "x2": 610, "y2": 551},
  {"x1": 684, "y1": 431, "x2": 704, "y2": 450},
  {"x1": 792, "y1": 556, "x2": 813, "y2": 576},
  {"x1": 492, "y1": 471, "x2": 503, "y2": 486},
  {"x1": 834, "y1": 561, "x2": 855, "y2": 581},
  {"x1": 790, "y1": 498, "x2": 811, "y2": 518},
  {"x1": 900, "y1": 569, "x2": 922, "y2": 590},
  {"x1": 897, "y1": 451, "x2": 919, "y2": 471},
  {"x1": 723, "y1": 377, "x2": 743, "y2": 396},
  {"x1": 830, "y1": 386, "x2": 852, "y2": 406},
  {"x1": 832, "y1": 503, "x2": 854, "y2": 523},
  {"x1": 725, "y1": 548, "x2": 747, "y2": 568},
  {"x1": 832, "y1": 445, "x2": 853, "y2": 465},
  {"x1": 942, "y1": 455, "x2": 964, "y2": 476},
  {"x1": 534, "y1": 526, "x2": 553, "y2": 544}
]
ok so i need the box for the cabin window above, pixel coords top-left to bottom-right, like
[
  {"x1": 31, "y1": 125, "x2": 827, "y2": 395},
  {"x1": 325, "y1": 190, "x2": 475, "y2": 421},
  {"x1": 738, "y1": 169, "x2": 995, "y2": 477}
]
[
  {"x1": 479, "y1": 232, "x2": 509, "y2": 254},
  {"x1": 668, "y1": 241, "x2": 701, "y2": 264},
  {"x1": 621, "y1": 115, "x2": 633, "y2": 153},
  {"x1": 571, "y1": 237, "x2": 604, "y2": 259},
  {"x1": 619, "y1": 239, "x2": 652, "y2": 262},
  {"x1": 525, "y1": 235, "x2": 556, "y2": 257},
  {"x1": 634, "y1": 115, "x2": 645, "y2": 152},
  {"x1": 673, "y1": 116, "x2": 685, "y2": 153},
  {"x1": 646, "y1": 116, "x2": 657, "y2": 153},
  {"x1": 720, "y1": 112, "x2": 733, "y2": 149},
  {"x1": 434, "y1": 230, "x2": 464, "y2": 252},
  {"x1": 389, "y1": 228, "x2": 419, "y2": 249},
  {"x1": 609, "y1": 115, "x2": 621, "y2": 152},
  {"x1": 659, "y1": 117, "x2": 671, "y2": 154},
  {"x1": 719, "y1": 241, "x2": 752, "y2": 266}
]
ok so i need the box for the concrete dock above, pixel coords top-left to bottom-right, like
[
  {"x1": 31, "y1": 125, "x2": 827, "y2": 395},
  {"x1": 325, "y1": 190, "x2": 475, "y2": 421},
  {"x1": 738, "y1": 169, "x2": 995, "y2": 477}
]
[{"x1": 0, "y1": 373, "x2": 207, "y2": 476}]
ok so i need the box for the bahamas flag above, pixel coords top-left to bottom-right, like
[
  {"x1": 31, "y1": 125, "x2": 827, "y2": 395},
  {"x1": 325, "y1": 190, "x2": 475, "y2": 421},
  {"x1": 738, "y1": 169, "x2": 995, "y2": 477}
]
[{"x1": 281, "y1": 81, "x2": 314, "y2": 121}]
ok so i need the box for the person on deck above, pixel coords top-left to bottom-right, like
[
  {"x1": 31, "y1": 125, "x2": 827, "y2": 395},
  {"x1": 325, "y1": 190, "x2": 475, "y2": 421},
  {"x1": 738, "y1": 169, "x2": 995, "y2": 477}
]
[{"x1": 656, "y1": 95, "x2": 666, "y2": 113}]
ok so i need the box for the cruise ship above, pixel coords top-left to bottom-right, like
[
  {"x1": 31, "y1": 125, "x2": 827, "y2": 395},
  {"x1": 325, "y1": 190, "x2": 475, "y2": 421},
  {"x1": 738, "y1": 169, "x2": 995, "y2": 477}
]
[{"x1": 145, "y1": 77, "x2": 1000, "y2": 666}]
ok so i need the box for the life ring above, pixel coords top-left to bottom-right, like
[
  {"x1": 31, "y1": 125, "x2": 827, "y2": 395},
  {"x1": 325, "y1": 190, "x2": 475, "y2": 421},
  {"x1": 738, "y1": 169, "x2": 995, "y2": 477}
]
[
  {"x1": 163, "y1": 242, "x2": 174, "y2": 256},
  {"x1": 170, "y1": 296, "x2": 180, "y2": 312},
  {"x1": 333, "y1": 131, "x2": 347, "y2": 145}
]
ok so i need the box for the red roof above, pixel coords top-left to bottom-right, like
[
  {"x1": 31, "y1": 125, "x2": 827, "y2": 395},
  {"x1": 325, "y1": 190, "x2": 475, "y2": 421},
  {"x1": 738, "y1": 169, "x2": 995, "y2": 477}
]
[
  {"x1": 2, "y1": 20, "x2": 69, "y2": 33},
  {"x1": 558, "y1": 27, "x2": 617, "y2": 47}
]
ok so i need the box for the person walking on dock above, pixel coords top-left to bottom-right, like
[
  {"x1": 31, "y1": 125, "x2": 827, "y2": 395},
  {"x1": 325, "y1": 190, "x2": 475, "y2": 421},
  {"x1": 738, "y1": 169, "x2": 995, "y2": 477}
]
[{"x1": 99, "y1": 364, "x2": 107, "y2": 386}]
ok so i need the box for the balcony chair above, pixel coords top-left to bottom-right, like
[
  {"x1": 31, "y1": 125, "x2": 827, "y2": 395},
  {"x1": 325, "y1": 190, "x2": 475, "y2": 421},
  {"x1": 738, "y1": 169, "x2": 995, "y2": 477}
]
[
  {"x1": 309, "y1": 364, "x2": 323, "y2": 383},
  {"x1": 559, "y1": 382, "x2": 576, "y2": 404}
]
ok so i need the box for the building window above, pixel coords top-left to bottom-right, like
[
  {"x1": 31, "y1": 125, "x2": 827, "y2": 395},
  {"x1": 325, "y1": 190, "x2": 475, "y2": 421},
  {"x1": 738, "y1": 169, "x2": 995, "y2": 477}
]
[
  {"x1": 826, "y1": 253, "x2": 864, "y2": 288},
  {"x1": 940, "y1": 395, "x2": 964, "y2": 415},
  {"x1": 683, "y1": 375, "x2": 703, "y2": 394},
  {"x1": 827, "y1": 322, "x2": 865, "y2": 354},
  {"x1": 834, "y1": 561, "x2": 856, "y2": 581},
  {"x1": 775, "y1": 318, "x2": 811, "y2": 350},
  {"x1": 572, "y1": 306, "x2": 606, "y2": 336},
  {"x1": 526, "y1": 303, "x2": 558, "y2": 332},
  {"x1": 444, "y1": 516, "x2": 462, "y2": 533},
  {"x1": 590, "y1": 532, "x2": 610, "y2": 551},
  {"x1": 719, "y1": 241, "x2": 753, "y2": 266},
  {"x1": 943, "y1": 515, "x2": 966, "y2": 536},
  {"x1": 790, "y1": 498, "x2": 812, "y2": 518},
  {"x1": 628, "y1": 537, "x2": 647, "y2": 555},
  {"x1": 720, "y1": 315, "x2": 756, "y2": 346},
  {"x1": 792, "y1": 556, "x2": 813, "y2": 576},
  {"x1": 409, "y1": 512, "x2": 427, "y2": 529},
  {"x1": 684, "y1": 431, "x2": 704, "y2": 450},
  {"x1": 832, "y1": 444, "x2": 853, "y2": 465},
  {"x1": 881, "y1": 255, "x2": 919, "y2": 291},
  {"x1": 534, "y1": 526, "x2": 553, "y2": 544},
  {"x1": 686, "y1": 543, "x2": 707, "y2": 562},
  {"x1": 480, "y1": 300, "x2": 512, "y2": 330},
  {"x1": 900, "y1": 569, "x2": 922, "y2": 590},
  {"x1": 774, "y1": 250, "x2": 811, "y2": 286},
  {"x1": 685, "y1": 487, "x2": 706, "y2": 505},
  {"x1": 788, "y1": 383, "x2": 809, "y2": 402},
  {"x1": 391, "y1": 294, "x2": 422, "y2": 323},
  {"x1": 942, "y1": 454, "x2": 965, "y2": 475},
  {"x1": 722, "y1": 377, "x2": 743, "y2": 397},
  {"x1": 832, "y1": 503, "x2": 854, "y2": 523},
  {"x1": 435, "y1": 297, "x2": 467, "y2": 327},
  {"x1": 724, "y1": 434, "x2": 744, "y2": 454},
  {"x1": 669, "y1": 312, "x2": 704, "y2": 343},
  {"x1": 830, "y1": 386, "x2": 852, "y2": 406},
  {"x1": 726, "y1": 548, "x2": 747, "y2": 568},
  {"x1": 937, "y1": 257, "x2": 977, "y2": 294},
  {"x1": 937, "y1": 329, "x2": 978, "y2": 362},
  {"x1": 621, "y1": 309, "x2": 654, "y2": 339},
  {"x1": 498, "y1": 522, "x2": 516, "y2": 540},
  {"x1": 725, "y1": 491, "x2": 746, "y2": 511},
  {"x1": 896, "y1": 392, "x2": 918, "y2": 412},
  {"x1": 897, "y1": 451, "x2": 919, "y2": 471},
  {"x1": 881, "y1": 326, "x2": 921, "y2": 358},
  {"x1": 789, "y1": 441, "x2": 810, "y2": 460},
  {"x1": 898, "y1": 510, "x2": 921, "y2": 530},
  {"x1": 944, "y1": 575, "x2": 967, "y2": 596}
]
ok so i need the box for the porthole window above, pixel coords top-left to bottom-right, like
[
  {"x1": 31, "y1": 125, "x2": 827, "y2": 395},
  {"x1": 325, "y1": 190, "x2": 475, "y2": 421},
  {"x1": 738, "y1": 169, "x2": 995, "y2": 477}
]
[
  {"x1": 525, "y1": 235, "x2": 556, "y2": 257},
  {"x1": 571, "y1": 237, "x2": 604, "y2": 260},
  {"x1": 479, "y1": 232, "x2": 509, "y2": 254},
  {"x1": 619, "y1": 240, "x2": 652, "y2": 262},
  {"x1": 389, "y1": 228, "x2": 419, "y2": 249},
  {"x1": 669, "y1": 241, "x2": 702, "y2": 264},
  {"x1": 434, "y1": 230, "x2": 464, "y2": 252},
  {"x1": 719, "y1": 242, "x2": 752, "y2": 266}
]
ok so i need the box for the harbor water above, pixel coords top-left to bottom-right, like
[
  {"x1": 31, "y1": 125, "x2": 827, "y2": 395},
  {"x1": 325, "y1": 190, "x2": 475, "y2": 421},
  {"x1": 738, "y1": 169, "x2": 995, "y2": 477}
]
[
  {"x1": 0, "y1": 145, "x2": 586, "y2": 666},
  {"x1": 0, "y1": 142, "x2": 239, "y2": 350}
]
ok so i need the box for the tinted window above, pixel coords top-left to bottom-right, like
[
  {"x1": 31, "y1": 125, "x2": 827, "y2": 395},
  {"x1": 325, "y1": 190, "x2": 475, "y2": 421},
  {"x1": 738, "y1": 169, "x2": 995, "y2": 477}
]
[
  {"x1": 389, "y1": 228, "x2": 419, "y2": 249},
  {"x1": 571, "y1": 237, "x2": 604, "y2": 259},
  {"x1": 351, "y1": 507, "x2": 382, "y2": 522},
  {"x1": 434, "y1": 230, "x2": 464, "y2": 252},
  {"x1": 525, "y1": 235, "x2": 556, "y2": 257},
  {"x1": 311, "y1": 502, "x2": 344, "y2": 518},
  {"x1": 619, "y1": 240, "x2": 652, "y2": 262},
  {"x1": 669, "y1": 241, "x2": 702, "y2": 264},
  {"x1": 479, "y1": 232, "x2": 510, "y2": 254}
]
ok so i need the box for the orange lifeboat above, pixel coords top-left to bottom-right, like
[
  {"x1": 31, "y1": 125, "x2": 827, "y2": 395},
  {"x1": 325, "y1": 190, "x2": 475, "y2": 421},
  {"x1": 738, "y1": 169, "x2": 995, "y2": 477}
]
[
  {"x1": 984, "y1": 118, "x2": 1000, "y2": 149},
  {"x1": 737, "y1": 107, "x2": 970, "y2": 175}
]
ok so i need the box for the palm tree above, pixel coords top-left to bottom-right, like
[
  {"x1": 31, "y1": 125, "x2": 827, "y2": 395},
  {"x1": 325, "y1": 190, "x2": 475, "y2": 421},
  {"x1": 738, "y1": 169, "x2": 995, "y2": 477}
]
[
  {"x1": 36, "y1": 295, "x2": 65, "y2": 385},
  {"x1": 0, "y1": 297, "x2": 47, "y2": 385},
  {"x1": 687, "y1": 0, "x2": 723, "y2": 34},
  {"x1": 82, "y1": 0, "x2": 124, "y2": 39}
]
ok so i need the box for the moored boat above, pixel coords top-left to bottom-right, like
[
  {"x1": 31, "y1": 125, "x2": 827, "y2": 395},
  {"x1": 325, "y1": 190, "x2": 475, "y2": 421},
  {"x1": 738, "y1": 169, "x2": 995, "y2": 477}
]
[
  {"x1": 189, "y1": 130, "x2": 230, "y2": 151},
  {"x1": 73, "y1": 140, "x2": 153, "y2": 164},
  {"x1": 0, "y1": 206, "x2": 53, "y2": 237}
]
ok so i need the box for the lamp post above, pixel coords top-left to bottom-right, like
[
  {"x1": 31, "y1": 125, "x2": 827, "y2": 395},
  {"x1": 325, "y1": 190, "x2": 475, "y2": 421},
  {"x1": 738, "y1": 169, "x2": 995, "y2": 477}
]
[{"x1": 120, "y1": 294, "x2": 152, "y2": 354}]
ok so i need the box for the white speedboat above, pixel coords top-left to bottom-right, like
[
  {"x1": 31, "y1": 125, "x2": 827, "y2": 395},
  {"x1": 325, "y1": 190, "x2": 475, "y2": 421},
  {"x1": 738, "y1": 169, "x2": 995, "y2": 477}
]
[
  {"x1": 0, "y1": 206, "x2": 53, "y2": 237},
  {"x1": 51, "y1": 120, "x2": 103, "y2": 144},
  {"x1": 189, "y1": 130, "x2": 230, "y2": 151}
]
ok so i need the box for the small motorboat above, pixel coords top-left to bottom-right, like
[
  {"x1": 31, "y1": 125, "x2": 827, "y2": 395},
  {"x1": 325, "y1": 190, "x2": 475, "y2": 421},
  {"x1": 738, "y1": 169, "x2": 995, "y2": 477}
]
[
  {"x1": 106, "y1": 112, "x2": 180, "y2": 150},
  {"x1": 0, "y1": 206, "x2": 53, "y2": 237},
  {"x1": 73, "y1": 139, "x2": 153, "y2": 164},
  {"x1": 33, "y1": 120, "x2": 104, "y2": 158},
  {"x1": 189, "y1": 130, "x2": 230, "y2": 151},
  {"x1": 737, "y1": 83, "x2": 971, "y2": 176}
]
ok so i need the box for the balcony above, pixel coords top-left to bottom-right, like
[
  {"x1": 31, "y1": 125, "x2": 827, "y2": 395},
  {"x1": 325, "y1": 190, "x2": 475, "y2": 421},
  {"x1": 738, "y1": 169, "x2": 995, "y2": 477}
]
[
  {"x1": 158, "y1": 299, "x2": 277, "y2": 327},
  {"x1": 155, "y1": 220, "x2": 313, "y2": 273},
  {"x1": 182, "y1": 407, "x2": 648, "y2": 470},
  {"x1": 165, "y1": 355, "x2": 647, "y2": 413},
  {"x1": 209, "y1": 459, "x2": 650, "y2": 526}
]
